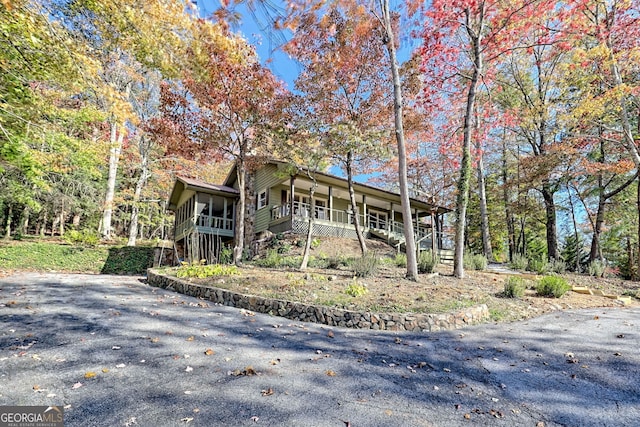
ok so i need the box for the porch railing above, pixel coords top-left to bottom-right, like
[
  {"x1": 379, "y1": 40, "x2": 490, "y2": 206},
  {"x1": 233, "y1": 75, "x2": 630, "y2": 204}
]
[
  {"x1": 196, "y1": 215, "x2": 233, "y2": 230},
  {"x1": 272, "y1": 202, "x2": 365, "y2": 225}
]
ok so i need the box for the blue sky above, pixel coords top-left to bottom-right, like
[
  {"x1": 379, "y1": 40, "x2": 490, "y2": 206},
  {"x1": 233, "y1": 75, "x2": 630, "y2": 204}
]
[{"x1": 196, "y1": 1, "x2": 300, "y2": 89}]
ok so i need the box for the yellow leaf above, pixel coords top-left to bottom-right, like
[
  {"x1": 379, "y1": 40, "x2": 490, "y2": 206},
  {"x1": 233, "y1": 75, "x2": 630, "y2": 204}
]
[{"x1": 84, "y1": 371, "x2": 97, "y2": 379}]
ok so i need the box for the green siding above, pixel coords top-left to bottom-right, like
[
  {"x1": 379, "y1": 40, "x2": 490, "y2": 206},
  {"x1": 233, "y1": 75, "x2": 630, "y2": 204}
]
[{"x1": 254, "y1": 164, "x2": 287, "y2": 233}]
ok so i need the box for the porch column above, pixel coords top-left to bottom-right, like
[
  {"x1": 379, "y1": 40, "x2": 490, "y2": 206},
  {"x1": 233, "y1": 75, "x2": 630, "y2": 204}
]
[
  {"x1": 328, "y1": 186, "x2": 333, "y2": 222},
  {"x1": 289, "y1": 176, "x2": 295, "y2": 215},
  {"x1": 192, "y1": 195, "x2": 197, "y2": 224},
  {"x1": 431, "y1": 210, "x2": 437, "y2": 256},
  {"x1": 362, "y1": 195, "x2": 367, "y2": 228},
  {"x1": 223, "y1": 198, "x2": 228, "y2": 229}
]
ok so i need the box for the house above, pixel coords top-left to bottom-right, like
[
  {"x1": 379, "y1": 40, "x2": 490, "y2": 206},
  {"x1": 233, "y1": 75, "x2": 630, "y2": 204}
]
[{"x1": 167, "y1": 160, "x2": 452, "y2": 263}]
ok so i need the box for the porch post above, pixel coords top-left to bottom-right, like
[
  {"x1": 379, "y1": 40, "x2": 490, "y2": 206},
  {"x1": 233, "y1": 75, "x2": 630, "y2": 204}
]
[
  {"x1": 223, "y1": 198, "x2": 228, "y2": 229},
  {"x1": 289, "y1": 176, "x2": 295, "y2": 215},
  {"x1": 389, "y1": 202, "x2": 394, "y2": 244},
  {"x1": 431, "y1": 209, "x2": 437, "y2": 257},
  {"x1": 328, "y1": 186, "x2": 333, "y2": 222},
  {"x1": 362, "y1": 195, "x2": 367, "y2": 228}
]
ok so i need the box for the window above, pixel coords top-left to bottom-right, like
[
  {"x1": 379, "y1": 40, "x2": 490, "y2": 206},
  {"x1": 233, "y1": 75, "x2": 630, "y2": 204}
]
[{"x1": 257, "y1": 189, "x2": 269, "y2": 209}]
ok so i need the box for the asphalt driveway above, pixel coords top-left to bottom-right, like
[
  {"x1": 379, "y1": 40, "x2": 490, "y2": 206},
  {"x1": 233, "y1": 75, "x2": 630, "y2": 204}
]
[{"x1": 0, "y1": 272, "x2": 638, "y2": 426}]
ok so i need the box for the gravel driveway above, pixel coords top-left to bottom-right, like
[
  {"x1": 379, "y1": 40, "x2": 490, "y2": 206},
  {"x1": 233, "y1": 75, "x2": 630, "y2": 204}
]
[{"x1": 1, "y1": 272, "x2": 638, "y2": 426}]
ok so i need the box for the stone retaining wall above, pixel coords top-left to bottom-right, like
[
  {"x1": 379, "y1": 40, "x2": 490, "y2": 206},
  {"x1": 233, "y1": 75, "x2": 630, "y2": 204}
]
[{"x1": 147, "y1": 270, "x2": 489, "y2": 332}]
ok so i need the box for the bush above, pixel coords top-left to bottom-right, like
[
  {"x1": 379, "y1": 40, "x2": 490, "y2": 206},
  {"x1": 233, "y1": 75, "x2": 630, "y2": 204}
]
[
  {"x1": 418, "y1": 250, "x2": 439, "y2": 274},
  {"x1": 509, "y1": 254, "x2": 528, "y2": 270},
  {"x1": 352, "y1": 252, "x2": 379, "y2": 278},
  {"x1": 176, "y1": 262, "x2": 239, "y2": 279},
  {"x1": 464, "y1": 253, "x2": 487, "y2": 271},
  {"x1": 394, "y1": 253, "x2": 407, "y2": 268},
  {"x1": 344, "y1": 279, "x2": 368, "y2": 297},
  {"x1": 548, "y1": 259, "x2": 567, "y2": 274},
  {"x1": 503, "y1": 276, "x2": 526, "y2": 298},
  {"x1": 63, "y1": 229, "x2": 100, "y2": 247},
  {"x1": 588, "y1": 260, "x2": 606, "y2": 278},
  {"x1": 527, "y1": 258, "x2": 549, "y2": 275},
  {"x1": 536, "y1": 276, "x2": 571, "y2": 298},
  {"x1": 218, "y1": 247, "x2": 233, "y2": 264},
  {"x1": 256, "y1": 249, "x2": 282, "y2": 268}
]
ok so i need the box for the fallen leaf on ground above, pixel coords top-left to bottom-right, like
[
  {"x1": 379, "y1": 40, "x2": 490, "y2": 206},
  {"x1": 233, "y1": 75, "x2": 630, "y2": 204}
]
[
  {"x1": 186, "y1": 336, "x2": 195, "y2": 341},
  {"x1": 384, "y1": 410, "x2": 393, "y2": 416},
  {"x1": 204, "y1": 349, "x2": 215, "y2": 356},
  {"x1": 84, "y1": 371, "x2": 96, "y2": 379},
  {"x1": 181, "y1": 417, "x2": 193, "y2": 423},
  {"x1": 71, "y1": 382, "x2": 83, "y2": 389},
  {"x1": 33, "y1": 385, "x2": 40, "y2": 391},
  {"x1": 102, "y1": 368, "x2": 109, "y2": 373},
  {"x1": 261, "y1": 388, "x2": 274, "y2": 396},
  {"x1": 326, "y1": 370, "x2": 336, "y2": 376},
  {"x1": 185, "y1": 366, "x2": 193, "y2": 372},
  {"x1": 270, "y1": 359, "x2": 280, "y2": 365}
]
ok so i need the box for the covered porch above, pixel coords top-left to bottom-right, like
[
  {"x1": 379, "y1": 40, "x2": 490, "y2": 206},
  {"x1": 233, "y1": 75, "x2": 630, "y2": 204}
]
[
  {"x1": 265, "y1": 174, "x2": 452, "y2": 253},
  {"x1": 167, "y1": 176, "x2": 239, "y2": 263}
]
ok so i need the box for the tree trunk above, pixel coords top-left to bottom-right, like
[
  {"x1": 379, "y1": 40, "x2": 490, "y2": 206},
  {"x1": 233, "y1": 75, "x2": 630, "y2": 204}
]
[
  {"x1": 300, "y1": 178, "x2": 317, "y2": 270},
  {"x1": 454, "y1": 6, "x2": 484, "y2": 279},
  {"x1": 502, "y1": 136, "x2": 515, "y2": 261},
  {"x1": 233, "y1": 158, "x2": 247, "y2": 265},
  {"x1": 59, "y1": 200, "x2": 65, "y2": 237},
  {"x1": 346, "y1": 150, "x2": 367, "y2": 255},
  {"x1": 127, "y1": 137, "x2": 151, "y2": 247},
  {"x1": 4, "y1": 204, "x2": 12, "y2": 239},
  {"x1": 380, "y1": 0, "x2": 418, "y2": 280},
  {"x1": 102, "y1": 121, "x2": 125, "y2": 240},
  {"x1": 39, "y1": 210, "x2": 47, "y2": 238},
  {"x1": 566, "y1": 183, "x2": 581, "y2": 272},
  {"x1": 476, "y1": 134, "x2": 492, "y2": 261},
  {"x1": 588, "y1": 196, "x2": 606, "y2": 264},
  {"x1": 21, "y1": 207, "x2": 30, "y2": 235},
  {"x1": 541, "y1": 182, "x2": 558, "y2": 260}
]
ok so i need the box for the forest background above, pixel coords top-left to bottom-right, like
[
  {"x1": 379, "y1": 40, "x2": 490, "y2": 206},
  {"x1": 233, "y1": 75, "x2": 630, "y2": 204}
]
[{"x1": 1, "y1": 0, "x2": 639, "y2": 279}]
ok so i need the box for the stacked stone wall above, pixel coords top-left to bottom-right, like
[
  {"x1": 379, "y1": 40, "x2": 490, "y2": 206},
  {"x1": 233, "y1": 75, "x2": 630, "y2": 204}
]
[{"x1": 147, "y1": 270, "x2": 489, "y2": 332}]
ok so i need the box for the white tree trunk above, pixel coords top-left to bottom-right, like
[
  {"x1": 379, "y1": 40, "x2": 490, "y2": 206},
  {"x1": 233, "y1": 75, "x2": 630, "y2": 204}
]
[
  {"x1": 380, "y1": 0, "x2": 418, "y2": 280},
  {"x1": 102, "y1": 121, "x2": 124, "y2": 240}
]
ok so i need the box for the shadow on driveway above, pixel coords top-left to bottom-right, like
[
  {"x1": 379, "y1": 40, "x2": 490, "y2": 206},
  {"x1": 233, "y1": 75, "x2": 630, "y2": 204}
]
[{"x1": 0, "y1": 272, "x2": 638, "y2": 426}]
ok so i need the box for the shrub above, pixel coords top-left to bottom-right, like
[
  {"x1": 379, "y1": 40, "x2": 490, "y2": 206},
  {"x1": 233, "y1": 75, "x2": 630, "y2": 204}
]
[
  {"x1": 394, "y1": 253, "x2": 407, "y2": 268},
  {"x1": 176, "y1": 262, "x2": 240, "y2": 279},
  {"x1": 536, "y1": 276, "x2": 571, "y2": 298},
  {"x1": 588, "y1": 260, "x2": 606, "y2": 278},
  {"x1": 308, "y1": 256, "x2": 329, "y2": 269},
  {"x1": 503, "y1": 276, "x2": 526, "y2": 298},
  {"x1": 323, "y1": 255, "x2": 349, "y2": 269},
  {"x1": 352, "y1": 252, "x2": 379, "y2": 278},
  {"x1": 344, "y1": 279, "x2": 368, "y2": 297},
  {"x1": 311, "y1": 238, "x2": 321, "y2": 249},
  {"x1": 218, "y1": 247, "x2": 233, "y2": 264},
  {"x1": 63, "y1": 229, "x2": 100, "y2": 247},
  {"x1": 509, "y1": 254, "x2": 528, "y2": 270},
  {"x1": 469, "y1": 254, "x2": 488, "y2": 271},
  {"x1": 256, "y1": 249, "x2": 282, "y2": 268},
  {"x1": 527, "y1": 258, "x2": 549, "y2": 275},
  {"x1": 548, "y1": 259, "x2": 567, "y2": 274},
  {"x1": 418, "y1": 250, "x2": 439, "y2": 274}
]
